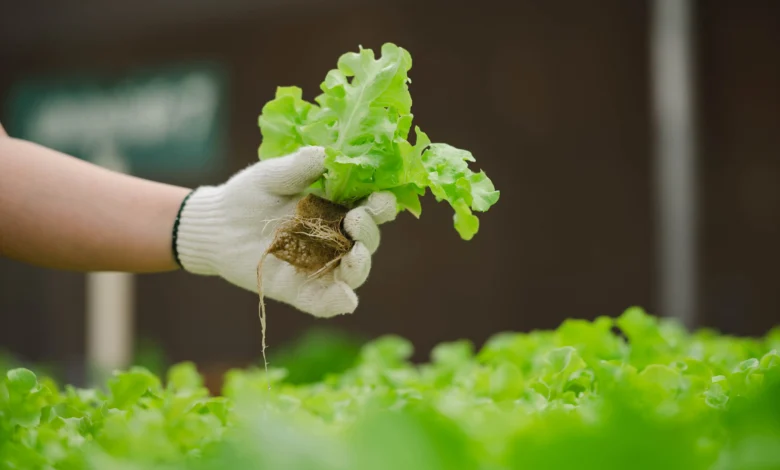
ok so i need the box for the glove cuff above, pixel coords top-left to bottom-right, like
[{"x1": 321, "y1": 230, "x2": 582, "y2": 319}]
[{"x1": 175, "y1": 186, "x2": 226, "y2": 276}]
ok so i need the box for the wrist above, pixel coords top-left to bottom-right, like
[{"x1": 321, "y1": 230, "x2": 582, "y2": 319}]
[
  {"x1": 174, "y1": 185, "x2": 226, "y2": 275},
  {"x1": 171, "y1": 189, "x2": 195, "y2": 269}
]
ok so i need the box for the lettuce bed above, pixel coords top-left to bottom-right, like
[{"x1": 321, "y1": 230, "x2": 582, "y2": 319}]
[{"x1": 3, "y1": 308, "x2": 780, "y2": 470}]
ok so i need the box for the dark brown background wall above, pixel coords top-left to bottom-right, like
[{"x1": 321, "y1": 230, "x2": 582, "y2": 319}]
[
  {"x1": 698, "y1": 1, "x2": 780, "y2": 336},
  {"x1": 0, "y1": 0, "x2": 778, "y2": 385}
]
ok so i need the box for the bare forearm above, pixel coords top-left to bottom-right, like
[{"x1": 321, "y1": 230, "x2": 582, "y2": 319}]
[{"x1": 0, "y1": 137, "x2": 190, "y2": 272}]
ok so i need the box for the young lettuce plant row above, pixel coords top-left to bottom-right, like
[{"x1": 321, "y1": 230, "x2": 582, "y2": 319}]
[{"x1": 2, "y1": 308, "x2": 780, "y2": 470}]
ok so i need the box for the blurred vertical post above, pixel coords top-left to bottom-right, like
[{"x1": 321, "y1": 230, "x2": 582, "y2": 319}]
[
  {"x1": 651, "y1": 0, "x2": 699, "y2": 328},
  {"x1": 86, "y1": 143, "x2": 134, "y2": 384}
]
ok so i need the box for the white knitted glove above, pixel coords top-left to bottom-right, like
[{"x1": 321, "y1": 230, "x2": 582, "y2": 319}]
[{"x1": 175, "y1": 146, "x2": 397, "y2": 318}]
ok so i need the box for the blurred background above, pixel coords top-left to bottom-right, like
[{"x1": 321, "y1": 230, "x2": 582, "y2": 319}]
[{"x1": 0, "y1": 0, "x2": 778, "y2": 392}]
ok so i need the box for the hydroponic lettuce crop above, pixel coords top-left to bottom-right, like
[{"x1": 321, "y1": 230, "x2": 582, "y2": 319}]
[
  {"x1": 3, "y1": 308, "x2": 780, "y2": 470},
  {"x1": 258, "y1": 43, "x2": 499, "y2": 242}
]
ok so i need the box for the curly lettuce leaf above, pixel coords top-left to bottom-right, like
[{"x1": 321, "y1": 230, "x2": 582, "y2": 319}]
[
  {"x1": 257, "y1": 86, "x2": 314, "y2": 159},
  {"x1": 422, "y1": 144, "x2": 500, "y2": 240},
  {"x1": 258, "y1": 42, "x2": 499, "y2": 239}
]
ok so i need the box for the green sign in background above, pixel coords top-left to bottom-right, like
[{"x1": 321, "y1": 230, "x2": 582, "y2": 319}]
[{"x1": 4, "y1": 63, "x2": 228, "y2": 177}]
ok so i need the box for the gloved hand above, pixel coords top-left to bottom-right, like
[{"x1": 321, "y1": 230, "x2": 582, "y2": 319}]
[{"x1": 174, "y1": 146, "x2": 397, "y2": 317}]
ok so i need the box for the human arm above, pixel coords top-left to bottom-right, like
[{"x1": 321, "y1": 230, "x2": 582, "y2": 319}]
[{"x1": 0, "y1": 136, "x2": 188, "y2": 272}]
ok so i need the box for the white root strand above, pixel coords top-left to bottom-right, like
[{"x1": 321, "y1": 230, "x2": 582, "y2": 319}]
[{"x1": 257, "y1": 250, "x2": 272, "y2": 390}]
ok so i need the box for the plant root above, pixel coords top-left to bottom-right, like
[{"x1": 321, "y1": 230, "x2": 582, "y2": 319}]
[{"x1": 256, "y1": 194, "x2": 353, "y2": 388}]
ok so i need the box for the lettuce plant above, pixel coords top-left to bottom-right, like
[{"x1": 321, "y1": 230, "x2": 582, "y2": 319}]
[{"x1": 258, "y1": 43, "x2": 499, "y2": 240}]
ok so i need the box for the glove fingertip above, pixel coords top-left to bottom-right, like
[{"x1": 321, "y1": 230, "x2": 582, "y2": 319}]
[
  {"x1": 311, "y1": 283, "x2": 358, "y2": 318},
  {"x1": 336, "y1": 242, "x2": 371, "y2": 289},
  {"x1": 258, "y1": 146, "x2": 327, "y2": 196},
  {"x1": 343, "y1": 208, "x2": 380, "y2": 254},
  {"x1": 362, "y1": 191, "x2": 398, "y2": 225}
]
